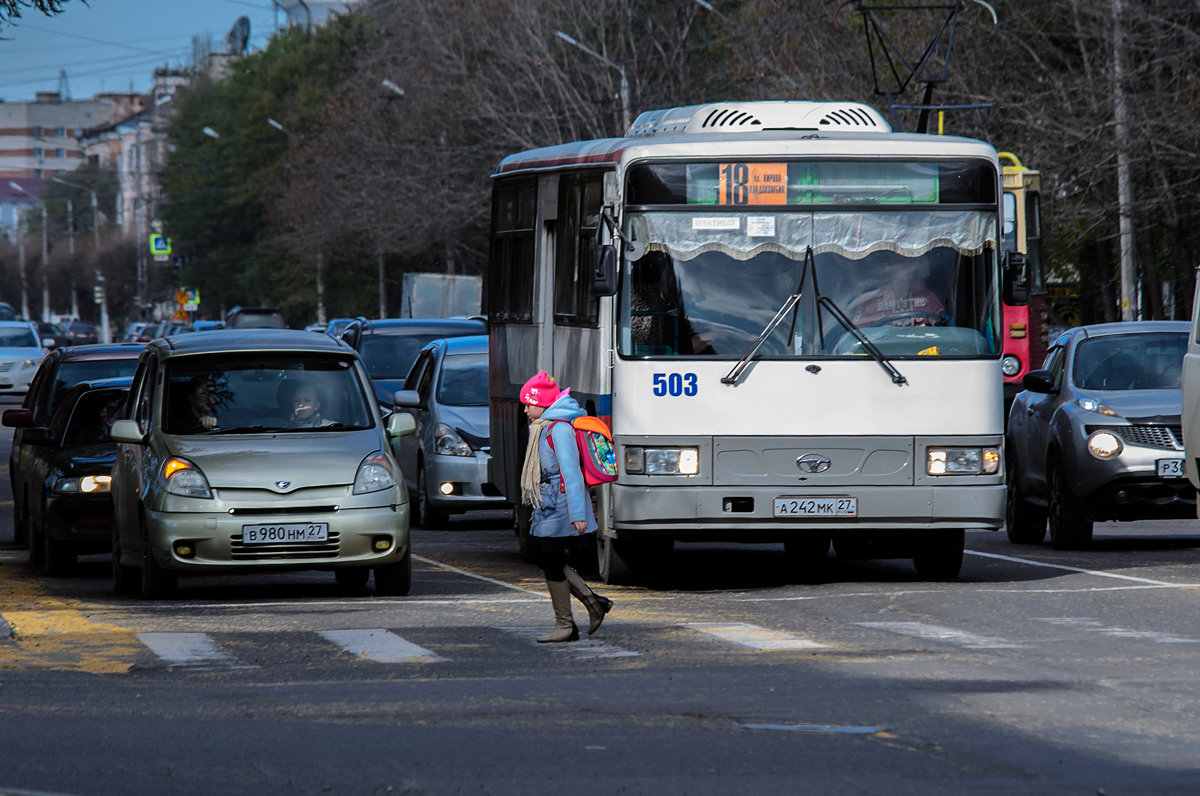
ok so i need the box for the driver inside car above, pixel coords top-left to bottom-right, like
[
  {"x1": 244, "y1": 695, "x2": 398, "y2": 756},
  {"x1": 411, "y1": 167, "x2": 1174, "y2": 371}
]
[{"x1": 850, "y1": 257, "x2": 946, "y2": 327}]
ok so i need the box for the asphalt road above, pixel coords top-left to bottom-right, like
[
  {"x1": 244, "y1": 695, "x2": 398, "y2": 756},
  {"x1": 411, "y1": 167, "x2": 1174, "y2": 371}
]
[{"x1": 1, "y1": 402, "x2": 1199, "y2": 795}]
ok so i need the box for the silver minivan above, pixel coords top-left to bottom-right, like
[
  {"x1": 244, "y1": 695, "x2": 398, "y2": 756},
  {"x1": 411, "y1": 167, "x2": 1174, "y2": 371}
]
[{"x1": 109, "y1": 330, "x2": 415, "y2": 598}]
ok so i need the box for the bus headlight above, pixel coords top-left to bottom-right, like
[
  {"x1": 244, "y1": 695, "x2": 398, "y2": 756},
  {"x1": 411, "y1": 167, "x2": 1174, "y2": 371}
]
[
  {"x1": 927, "y1": 447, "x2": 1000, "y2": 475},
  {"x1": 624, "y1": 446, "x2": 699, "y2": 475},
  {"x1": 1001, "y1": 355, "x2": 1021, "y2": 377},
  {"x1": 1087, "y1": 431, "x2": 1123, "y2": 459}
]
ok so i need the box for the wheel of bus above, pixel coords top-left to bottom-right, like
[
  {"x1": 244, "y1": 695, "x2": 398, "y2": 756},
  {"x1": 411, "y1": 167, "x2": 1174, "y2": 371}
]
[
  {"x1": 785, "y1": 533, "x2": 830, "y2": 583},
  {"x1": 1005, "y1": 447, "x2": 1047, "y2": 544},
  {"x1": 417, "y1": 465, "x2": 448, "y2": 530},
  {"x1": 596, "y1": 530, "x2": 634, "y2": 585},
  {"x1": 1048, "y1": 459, "x2": 1093, "y2": 550},
  {"x1": 911, "y1": 529, "x2": 964, "y2": 580}
]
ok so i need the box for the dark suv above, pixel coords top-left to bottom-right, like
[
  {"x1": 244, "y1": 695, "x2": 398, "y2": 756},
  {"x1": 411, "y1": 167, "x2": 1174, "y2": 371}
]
[
  {"x1": 3, "y1": 343, "x2": 143, "y2": 546},
  {"x1": 340, "y1": 317, "x2": 486, "y2": 411},
  {"x1": 225, "y1": 307, "x2": 288, "y2": 329}
]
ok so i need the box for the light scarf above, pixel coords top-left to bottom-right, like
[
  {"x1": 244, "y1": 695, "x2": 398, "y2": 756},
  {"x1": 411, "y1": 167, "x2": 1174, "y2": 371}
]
[{"x1": 520, "y1": 418, "x2": 553, "y2": 507}]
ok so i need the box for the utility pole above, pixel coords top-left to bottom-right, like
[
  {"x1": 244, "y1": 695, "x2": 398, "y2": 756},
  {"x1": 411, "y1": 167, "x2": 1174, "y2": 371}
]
[
  {"x1": 66, "y1": 198, "x2": 79, "y2": 318},
  {"x1": 1112, "y1": 0, "x2": 1137, "y2": 321}
]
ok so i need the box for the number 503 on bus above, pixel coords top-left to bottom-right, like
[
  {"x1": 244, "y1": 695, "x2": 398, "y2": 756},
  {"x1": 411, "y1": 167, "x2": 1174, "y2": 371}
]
[{"x1": 652, "y1": 372, "x2": 698, "y2": 397}]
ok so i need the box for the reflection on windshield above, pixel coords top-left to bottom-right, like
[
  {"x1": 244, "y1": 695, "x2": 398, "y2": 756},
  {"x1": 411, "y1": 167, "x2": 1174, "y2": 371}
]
[
  {"x1": 1073, "y1": 333, "x2": 1186, "y2": 391},
  {"x1": 437, "y1": 353, "x2": 487, "y2": 406},
  {"x1": 360, "y1": 334, "x2": 445, "y2": 380},
  {"x1": 163, "y1": 355, "x2": 372, "y2": 434},
  {"x1": 619, "y1": 210, "x2": 999, "y2": 359}
]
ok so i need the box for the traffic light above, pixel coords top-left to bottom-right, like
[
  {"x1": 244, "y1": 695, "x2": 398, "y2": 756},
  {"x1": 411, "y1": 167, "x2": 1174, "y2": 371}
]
[{"x1": 93, "y1": 285, "x2": 104, "y2": 304}]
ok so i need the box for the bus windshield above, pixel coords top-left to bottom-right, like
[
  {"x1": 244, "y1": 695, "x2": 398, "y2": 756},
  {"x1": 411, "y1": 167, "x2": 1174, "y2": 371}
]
[{"x1": 618, "y1": 208, "x2": 999, "y2": 359}]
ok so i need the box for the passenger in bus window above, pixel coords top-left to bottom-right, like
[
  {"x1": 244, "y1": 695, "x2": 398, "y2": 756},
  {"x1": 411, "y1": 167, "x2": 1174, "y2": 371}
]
[
  {"x1": 518, "y1": 370, "x2": 613, "y2": 642},
  {"x1": 851, "y1": 256, "x2": 946, "y2": 327}
]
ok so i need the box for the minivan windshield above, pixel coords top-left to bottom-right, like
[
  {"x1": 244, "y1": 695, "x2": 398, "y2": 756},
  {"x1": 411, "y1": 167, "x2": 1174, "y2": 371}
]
[
  {"x1": 163, "y1": 355, "x2": 373, "y2": 434},
  {"x1": 436, "y1": 353, "x2": 488, "y2": 406}
]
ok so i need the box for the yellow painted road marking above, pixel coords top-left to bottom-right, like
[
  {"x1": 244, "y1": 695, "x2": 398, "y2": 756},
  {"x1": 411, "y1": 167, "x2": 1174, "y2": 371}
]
[{"x1": 0, "y1": 564, "x2": 141, "y2": 673}]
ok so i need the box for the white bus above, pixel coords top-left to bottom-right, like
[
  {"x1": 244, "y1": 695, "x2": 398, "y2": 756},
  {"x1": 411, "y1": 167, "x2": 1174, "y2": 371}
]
[{"x1": 487, "y1": 101, "x2": 1027, "y2": 583}]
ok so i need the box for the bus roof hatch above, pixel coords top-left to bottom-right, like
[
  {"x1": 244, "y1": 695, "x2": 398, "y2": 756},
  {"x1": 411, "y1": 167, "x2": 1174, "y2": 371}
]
[{"x1": 625, "y1": 101, "x2": 891, "y2": 137}]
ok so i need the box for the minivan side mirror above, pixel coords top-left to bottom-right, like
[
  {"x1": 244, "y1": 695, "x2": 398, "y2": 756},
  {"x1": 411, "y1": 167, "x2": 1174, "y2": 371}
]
[
  {"x1": 1003, "y1": 251, "x2": 1030, "y2": 306},
  {"x1": 591, "y1": 245, "x2": 618, "y2": 297},
  {"x1": 1022, "y1": 368, "x2": 1057, "y2": 394},
  {"x1": 386, "y1": 412, "x2": 416, "y2": 438},
  {"x1": 392, "y1": 389, "x2": 421, "y2": 409},
  {"x1": 110, "y1": 419, "x2": 145, "y2": 444}
]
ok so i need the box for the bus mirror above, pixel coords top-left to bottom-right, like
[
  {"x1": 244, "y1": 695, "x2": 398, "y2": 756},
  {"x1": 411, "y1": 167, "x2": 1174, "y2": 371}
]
[
  {"x1": 1003, "y1": 251, "x2": 1030, "y2": 306},
  {"x1": 591, "y1": 245, "x2": 619, "y2": 296}
]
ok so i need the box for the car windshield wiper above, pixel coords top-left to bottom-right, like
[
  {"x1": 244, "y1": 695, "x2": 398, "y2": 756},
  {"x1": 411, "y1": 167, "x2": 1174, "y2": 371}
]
[
  {"x1": 210, "y1": 425, "x2": 288, "y2": 434},
  {"x1": 722, "y1": 248, "x2": 813, "y2": 386},
  {"x1": 817, "y1": 296, "x2": 907, "y2": 386}
]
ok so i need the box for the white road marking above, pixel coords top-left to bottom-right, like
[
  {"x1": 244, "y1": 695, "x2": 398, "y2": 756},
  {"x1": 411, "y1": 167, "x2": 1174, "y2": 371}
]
[
  {"x1": 1033, "y1": 617, "x2": 1200, "y2": 644},
  {"x1": 415, "y1": 555, "x2": 546, "y2": 596},
  {"x1": 856, "y1": 621, "x2": 1024, "y2": 649},
  {"x1": 685, "y1": 622, "x2": 828, "y2": 650},
  {"x1": 136, "y1": 632, "x2": 255, "y2": 670},
  {"x1": 499, "y1": 627, "x2": 640, "y2": 659},
  {"x1": 318, "y1": 629, "x2": 445, "y2": 662},
  {"x1": 965, "y1": 549, "x2": 1199, "y2": 587}
]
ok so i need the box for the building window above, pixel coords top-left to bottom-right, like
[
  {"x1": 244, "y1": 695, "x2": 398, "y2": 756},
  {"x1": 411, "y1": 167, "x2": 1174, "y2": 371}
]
[
  {"x1": 56, "y1": 148, "x2": 65, "y2": 158},
  {"x1": 33, "y1": 148, "x2": 43, "y2": 158},
  {"x1": 55, "y1": 127, "x2": 65, "y2": 137},
  {"x1": 31, "y1": 126, "x2": 42, "y2": 138},
  {"x1": 33, "y1": 169, "x2": 43, "y2": 178}
]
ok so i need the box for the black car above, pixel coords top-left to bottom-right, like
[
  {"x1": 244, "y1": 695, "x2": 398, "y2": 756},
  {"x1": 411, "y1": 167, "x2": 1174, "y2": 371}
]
[
  {"x1": 35, "y1": 321, "x2": 69, "y2": 349},
  {"x1": 15, "y1": 378, "x2": 131, "y2": 574},
  {"x1": 341, "y1": 317, "x2": 487, "y2": 411},
  {"x1": 225, "y1": 306, "x2": 288, "y2": 329},
  {"x1": 3, "y1": 343, "x2": 143, "y2": 547},
  {"x1": 64, "y1": 320, "x2": 100, "y2": 345}
]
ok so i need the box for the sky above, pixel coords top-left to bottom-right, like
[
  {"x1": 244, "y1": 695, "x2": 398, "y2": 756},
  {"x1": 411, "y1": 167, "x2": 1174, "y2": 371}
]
[{"x1": 0, "y1": 0, "x2": 282, "y2": 102}]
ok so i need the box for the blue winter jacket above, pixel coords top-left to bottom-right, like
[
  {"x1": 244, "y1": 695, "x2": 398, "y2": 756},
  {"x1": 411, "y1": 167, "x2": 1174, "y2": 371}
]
[{"x1": 530, "y1": 391, "x2": 599, "y2": 538}]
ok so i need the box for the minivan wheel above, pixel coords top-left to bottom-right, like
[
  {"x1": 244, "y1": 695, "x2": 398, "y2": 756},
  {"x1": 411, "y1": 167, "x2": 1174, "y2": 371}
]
[
  {"x1": 140, "y1": 539, "x2": 177, "y2": 599},
  {"x1": 375, "y1": 546, "x2": 412, "y2": 596},
  {"x1": 112, "y1": 528, "x2": 138, "y2": 594},
  {"x1": 418, "y1": 466, "x2": 448, "y2": 530}
]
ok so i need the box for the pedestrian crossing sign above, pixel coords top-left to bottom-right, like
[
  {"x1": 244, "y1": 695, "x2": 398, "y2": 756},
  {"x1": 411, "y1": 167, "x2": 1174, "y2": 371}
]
[{"x1": 149, "y1": 234, "x2": 172, "y2": 261}]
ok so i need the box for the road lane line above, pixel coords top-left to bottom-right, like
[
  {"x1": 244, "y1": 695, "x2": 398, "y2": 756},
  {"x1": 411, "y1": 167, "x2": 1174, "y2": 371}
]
[
  {"x1": 965, "y1": 549, "x2": 1197, "y2": 586},
  {"x1": 414, "y1": 554, "x2": 546, "y2": 596},
  {"x1": 318, "y1": 629, "x2": 445, "y2": 662},
  {"x1": 685, "y1": 622, "x2": 828, "y2": 651},
  {"x1": 136, "y1": 632, "x2": 255, "y2": 670},
  {"x1": 1033, "y1": 617, "x2": 1200, "y2": 644},
  {"x1": 857, "y1": 621, "x2": 1024, "y2": 649}
]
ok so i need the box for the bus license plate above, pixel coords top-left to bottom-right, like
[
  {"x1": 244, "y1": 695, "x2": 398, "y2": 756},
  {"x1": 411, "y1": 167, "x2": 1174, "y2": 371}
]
[
  {"x1": 1156, "y1": 459, "x2": 1184, "y2": 479},
  {"x1": 242, "y1": 522, "x2": 329, "y2": 544},
  {"x1": 773, "y1": 497, "x2": 857, "y2": 517}
]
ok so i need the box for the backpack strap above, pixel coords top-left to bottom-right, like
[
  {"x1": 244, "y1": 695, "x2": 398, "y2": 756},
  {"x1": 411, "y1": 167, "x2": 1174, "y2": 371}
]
[{"x1": 545, "y1": 420, "x2": 567, "y2": 493}]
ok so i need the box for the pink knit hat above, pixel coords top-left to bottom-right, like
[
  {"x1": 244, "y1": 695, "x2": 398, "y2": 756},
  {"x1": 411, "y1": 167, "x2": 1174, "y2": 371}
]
[{"x1": 520, "y1": 370, "x2": 560, "y2": 407}]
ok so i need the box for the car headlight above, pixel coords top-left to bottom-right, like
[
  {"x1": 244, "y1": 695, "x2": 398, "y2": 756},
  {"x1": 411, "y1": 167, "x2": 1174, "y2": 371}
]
[
  {"x1": 926, "y1": 447, "x2": 1000, "y2": 475},
  {"x1": 1001, "y1": 355, "x2": 1021, "y2": 377},
  {"x1": 20, "y1": 358, "x2": 38, "y2": 370},
  {"x1": 623, "y1": 446, "x2": 699, "y2": 476},
  {"x1": 354, "y1": 451, "x2": 397, "y2": 494},
  {"x1": 433, "y1": 423, "x2": 472, "y2": 457},
  {"x1": 54, "y1": 474, "x2": 112, "y2": 494},
  {"x1": 1076, "y1": 397, "x2": 1120, "y2": 417},
  {"x1": 163, "y1": 457, "x2": 212, "y2": 498},
  {"x1": 1087, "y1": 431, "x2": 1123, "y2": 459}
]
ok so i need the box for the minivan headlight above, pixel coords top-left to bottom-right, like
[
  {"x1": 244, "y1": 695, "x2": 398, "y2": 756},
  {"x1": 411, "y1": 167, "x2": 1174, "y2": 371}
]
[
  {"x1": 163, "y1": 457, "x2": 212, "y2": 498},
  {"x1": 354, "y1": 451, "x2": 397, "y2": 494},
  {"x1": 433, "y1": 423, "x2": 472, "y2": 457}
]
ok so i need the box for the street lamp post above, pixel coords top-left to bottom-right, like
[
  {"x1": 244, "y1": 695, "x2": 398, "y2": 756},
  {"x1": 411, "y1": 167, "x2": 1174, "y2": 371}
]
[
  {"x1": 555, "y1": 30, "x2": 631, "y2": 133},
  {"x1": 8, "y1": 181, "x2": 49, "y2": 322},
  {"x1": 52, "y1": 177, "x2": 111, "y2": 342}
]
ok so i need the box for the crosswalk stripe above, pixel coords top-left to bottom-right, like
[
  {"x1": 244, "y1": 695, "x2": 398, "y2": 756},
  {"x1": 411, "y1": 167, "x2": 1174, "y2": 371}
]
[
  {"x1": 318, "y1": 629, "x2": 445, "y2": 662},
  {"x1": 136, "y1": 632, "x2": 255, "y2": 670},
  {"x1": 499, "y1": 627, "x2": 640, "y2": 659},
  {"x1": 684, "y1": 622, "x2": 828, "y2": 650},
  {"x1": 1033, "y1": 617, "x2": 1200, "y2": 644},
  {"x1": 856, "y1": 621, "x2": 1024, "y2": 649}
]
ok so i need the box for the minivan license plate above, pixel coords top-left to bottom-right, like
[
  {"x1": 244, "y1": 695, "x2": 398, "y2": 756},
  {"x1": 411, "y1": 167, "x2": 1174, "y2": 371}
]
[
  {"x1": 242, "y1": 522, "x2": 329, "y2": 544},
  {"x1": 773, "y1": 497, "x2": 857, "y2": 517},
  {"x1": 1156, "y1": 459, "x2": 1184, "y2": 479}
]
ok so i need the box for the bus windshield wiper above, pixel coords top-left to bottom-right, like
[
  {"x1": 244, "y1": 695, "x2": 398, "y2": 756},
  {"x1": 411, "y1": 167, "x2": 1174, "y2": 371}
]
[
  {"x1": 722, "y1": 248, "x2": 813, "y2": 386},
  {"x1": 817, "y1": 296, "x2": 908, "y2": 386}
]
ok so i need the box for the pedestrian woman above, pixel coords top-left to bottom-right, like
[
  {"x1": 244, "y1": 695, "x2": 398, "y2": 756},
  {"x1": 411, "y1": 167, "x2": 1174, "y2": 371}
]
[{"x1": 519, "y1": 370, "x2": 614, "y2": 642}]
